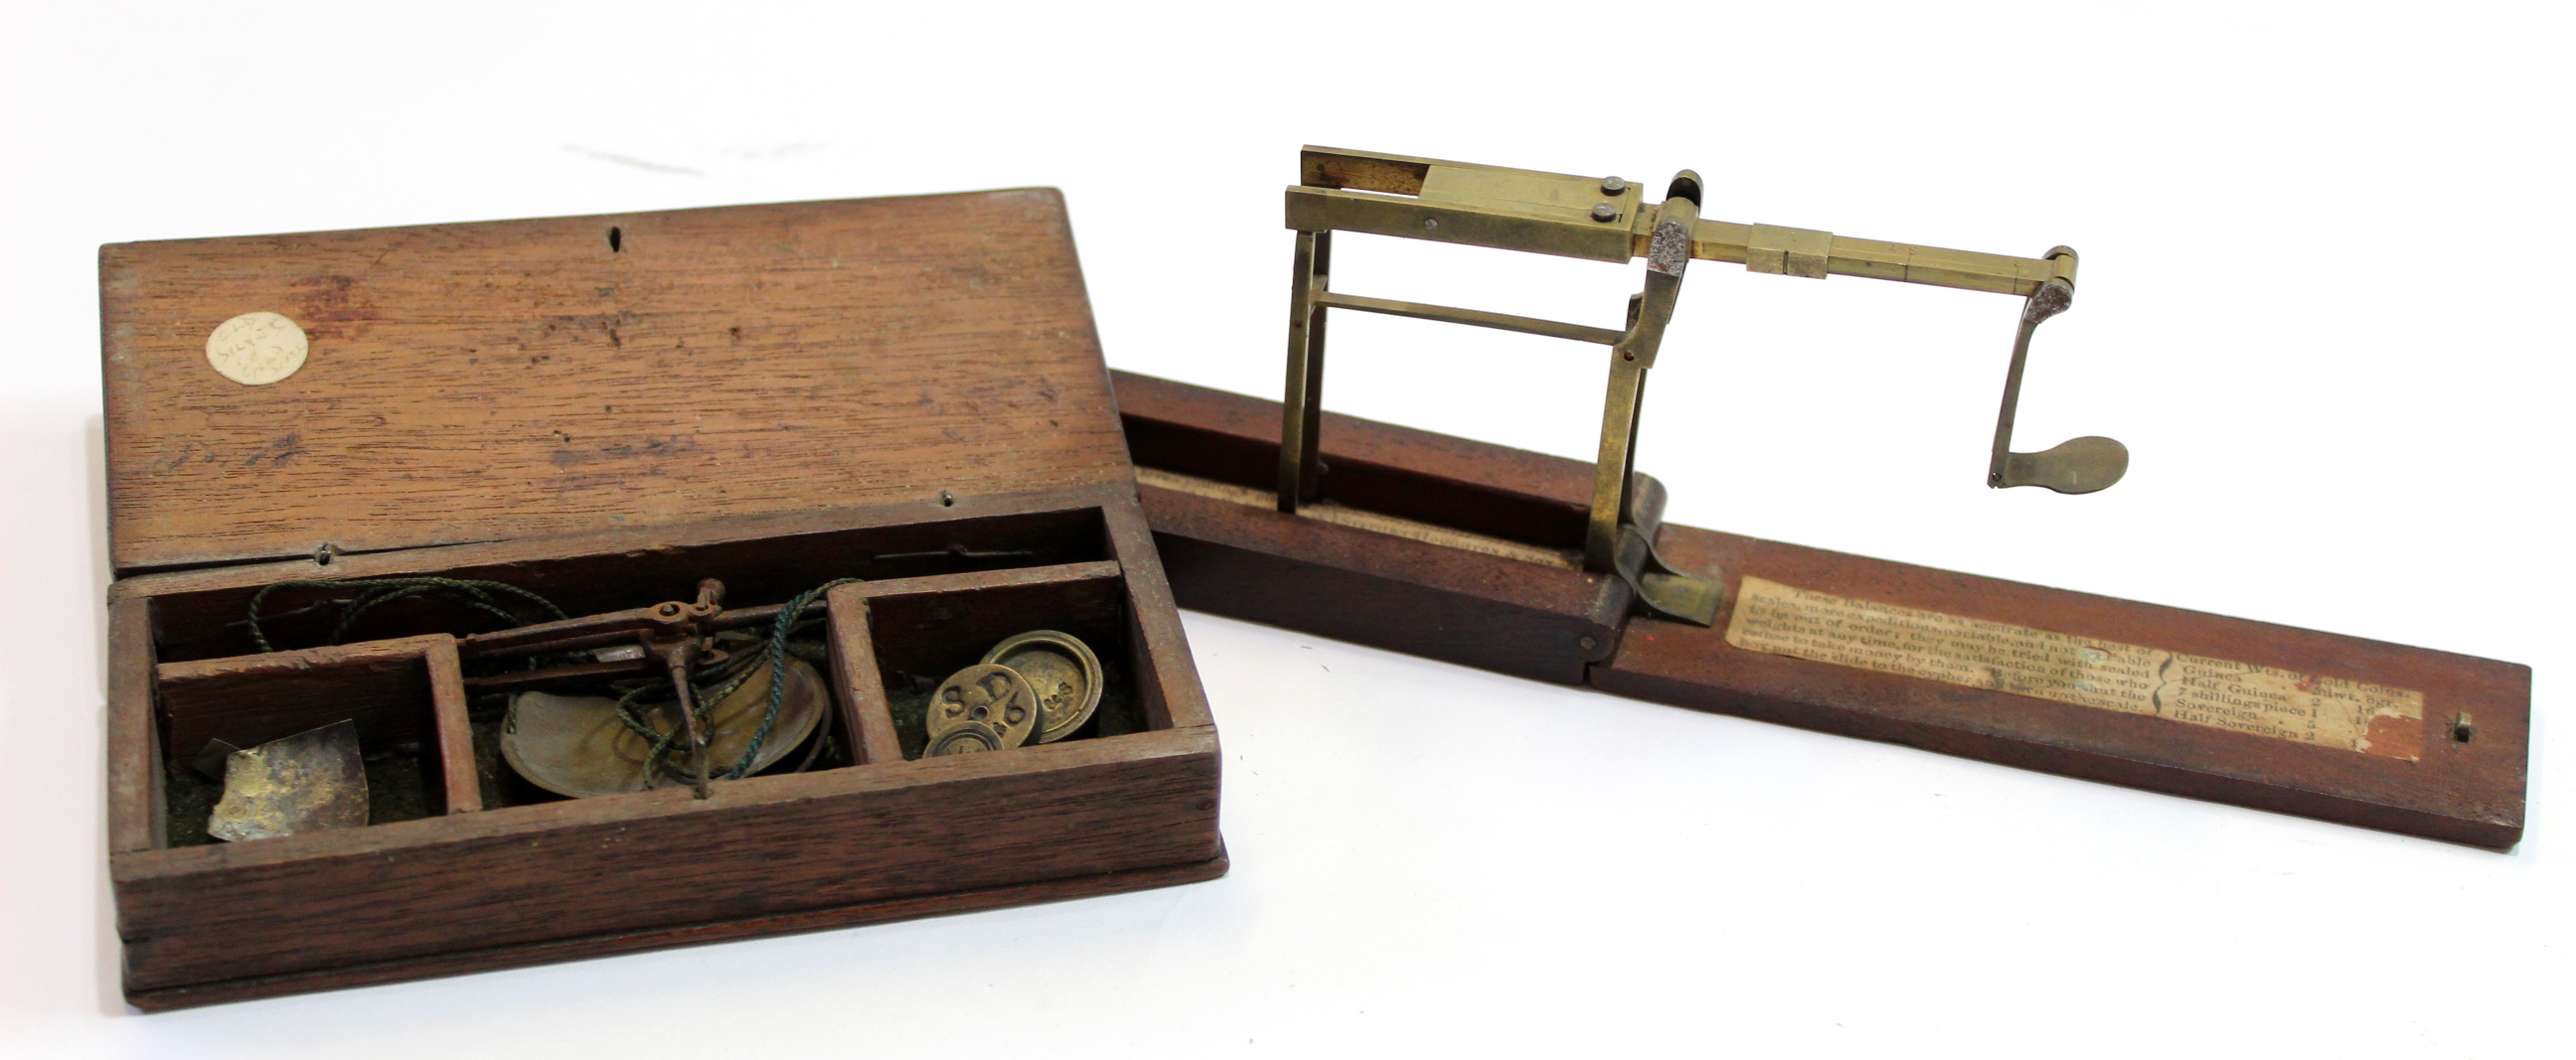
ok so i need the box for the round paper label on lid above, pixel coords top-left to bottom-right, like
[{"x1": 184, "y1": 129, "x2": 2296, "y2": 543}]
[{"x1": 205, "y1": 311, "x2": 308, "y2": 385}]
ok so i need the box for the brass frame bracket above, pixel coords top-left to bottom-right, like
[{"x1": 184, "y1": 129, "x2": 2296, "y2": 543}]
[{"x1": 1274, "y1": 147, "x2": 2126, "y2": 627}]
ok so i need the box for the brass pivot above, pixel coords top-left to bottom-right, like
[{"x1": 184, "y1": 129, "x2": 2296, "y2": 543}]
[
  {"x1": 1587, "y1": 170, "x2": 1720, "y2": 625},
  {"x1": 641, "y1": 578, "x2": 727, "y2": 799}
]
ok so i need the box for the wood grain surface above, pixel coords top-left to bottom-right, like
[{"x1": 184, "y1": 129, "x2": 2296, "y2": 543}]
[
  {"x1": 1102, "y1": 498, "x2": 1213, "y2": 731},
  {"x1": 114, "y1": 725, "x2": 1221, "y2": 990},
  {"x1": 122, "y1": 846, "x2": 1229, "y2": 1012},
  {"x1": 825, "y1": 582, "x2": 906, "y2": 766},
  {"x1": 1594, "y1": 527, "x2": 2528, "y2": 847},
  {"x1": 99, "y1": 193, "x2": 1223, "y2": 1008},
  {"x1": 1139, "y1": 488, "x2": 1626, "y2": 683},
  {"x1": 105, "y1": 598, "x2": 161, "y2": 854},
  {"x1": 1109, "y1": 370, "x2": 2528, "y2": 844},
  {"x1": 106, "y1": 486, "x2": 1224, "y2": 1001},
  {"x1": 99, "y1": 190, "x2": 1131, "y2": 573},
  {"x1": 1112, "y1": 370, "x2": 1646, "y2": 683},
  {"x1": 1114, "y1": 370, "x2": 1630, "y2": 547}
]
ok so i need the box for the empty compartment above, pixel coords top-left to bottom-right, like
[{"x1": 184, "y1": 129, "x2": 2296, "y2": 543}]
[
  {"x1": 153, "y1": 635, "x2": 475, "y2": 846},
  {"x1": 830, "y1": 561, "x2": 1161, "y2": 761}
]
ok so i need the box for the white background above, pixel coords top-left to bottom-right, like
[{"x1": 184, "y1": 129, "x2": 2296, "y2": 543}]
[{"x1": 3, "y1": 3, "x2": 2568, "y2": 1056}]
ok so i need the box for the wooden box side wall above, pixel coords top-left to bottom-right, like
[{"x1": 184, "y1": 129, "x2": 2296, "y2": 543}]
[
  {"x1": 1141, "y1": 493, "x2": 1621, "y2": 684},
  {"x1": 1113, "y1": 369, "x2": 1615, "y2": 548},
  {"x1": 115, "y1": 727, "x2": 1221, "y2": 989},
  {"x1": 1112, "y1": 372, "x2": 1650, "y2": 682},
  {"x1": 126, "y1": 847, "x2": 1230, "y2": 1011},
  {"x1": 107, "y1": 488, "x2": 1224, "y2": 992}
]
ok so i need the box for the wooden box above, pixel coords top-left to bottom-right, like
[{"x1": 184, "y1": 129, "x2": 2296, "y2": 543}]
[
  {"x1": 100, "y1": 192, "x2": 1224, "y2": 1010},
  {"x1": 1113, "y1": 371, "x2": 2527, "y2": 848}
]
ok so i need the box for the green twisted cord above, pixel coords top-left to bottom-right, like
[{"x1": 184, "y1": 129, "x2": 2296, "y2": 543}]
[{"x1": 729, "y1": 578, "x2": 862, "y2": 780}]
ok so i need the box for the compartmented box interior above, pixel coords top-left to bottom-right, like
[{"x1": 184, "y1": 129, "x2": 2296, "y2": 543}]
[{"x1": 137, "y1": 504, "x2": 1165, "y2": 844}]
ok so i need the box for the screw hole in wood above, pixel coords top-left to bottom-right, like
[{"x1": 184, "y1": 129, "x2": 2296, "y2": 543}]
[{"x1": 607, "y1": 227, "x2": 623, "y2": 252}]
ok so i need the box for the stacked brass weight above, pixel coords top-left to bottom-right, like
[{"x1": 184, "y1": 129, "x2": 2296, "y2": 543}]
[{"x1": 922, "y1": 630, "x2": 1103, "y2": 757}]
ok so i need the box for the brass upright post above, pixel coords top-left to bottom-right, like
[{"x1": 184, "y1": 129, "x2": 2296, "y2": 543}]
[{"x1": 1277, "y1": 230, "x2": 1331, "y2": 512}]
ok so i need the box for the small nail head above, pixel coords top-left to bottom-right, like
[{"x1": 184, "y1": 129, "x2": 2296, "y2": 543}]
[
  {"x1": 1590, "y1": 203, "x2": 1619, "y2": 223},
  {"x1": 1578, "y1": 635, "x2": 1599, "y2": 651},
  {"x1": 1600, "y1": 176, "x2": 1627, "y2": 195},
  {"x1": 1423, "y1": 218, "x2": 1439, "y2": 230}
]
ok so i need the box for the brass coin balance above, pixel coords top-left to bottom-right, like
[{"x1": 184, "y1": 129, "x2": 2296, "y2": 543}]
[{"x1": 1276, "y1": 147, "x2": 2130, "y2": 626}]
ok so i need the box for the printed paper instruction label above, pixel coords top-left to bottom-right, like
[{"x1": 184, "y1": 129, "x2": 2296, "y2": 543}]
[{"x1": 1723, "y1": 577, "x2": 2424, "y2": 760}]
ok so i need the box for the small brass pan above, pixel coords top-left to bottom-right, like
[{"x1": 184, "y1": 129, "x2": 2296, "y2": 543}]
[{"x1": 504, "y1": 656, "x2": 826, "y2": 798}]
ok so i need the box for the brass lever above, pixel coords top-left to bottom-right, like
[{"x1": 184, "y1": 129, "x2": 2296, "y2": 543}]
[{"x1": 1987, "y1": 249, "x2": 2127, "y2": 494}]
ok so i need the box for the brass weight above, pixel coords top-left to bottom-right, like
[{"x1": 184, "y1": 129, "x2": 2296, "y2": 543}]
[
  {"x1": 925, "y1": 664, "x2": 1041, "y2": 750},
  {"x1": 922, "y1": 630, "x2": 1105, "y2": 757},
  {"x1": 981, "y1": 630, "x2": 1103, "y2": 743}
]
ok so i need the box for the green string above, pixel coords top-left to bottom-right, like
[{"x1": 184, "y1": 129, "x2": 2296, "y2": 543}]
[
  {"x1": 730, "y1": 578, "x2": 862, "y2": 780},
  {"x1": 247, "y1": 577, "x2": 568, "y2": 653},
  {"x1": 608, "y1": 647, "x2": 766, "y2": 788}
]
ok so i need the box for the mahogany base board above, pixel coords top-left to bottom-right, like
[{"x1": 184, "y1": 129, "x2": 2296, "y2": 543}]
[
  {"x1": 127, "y1": 846, "x2": 1229, "y2": 1012},
  {"x1": 1110, "y1": 371, "x2": 2528, "y2": 848}
]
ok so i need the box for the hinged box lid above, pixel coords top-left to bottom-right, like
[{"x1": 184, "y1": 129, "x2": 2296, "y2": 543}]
[{"x1": 100, "y1": 190, "x2": 1129, "y2": 575}]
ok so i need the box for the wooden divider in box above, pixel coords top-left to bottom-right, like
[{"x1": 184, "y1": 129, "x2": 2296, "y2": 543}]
[{"x1": 98, "y1": 190, "x2": 1224, "y2": 1008}]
